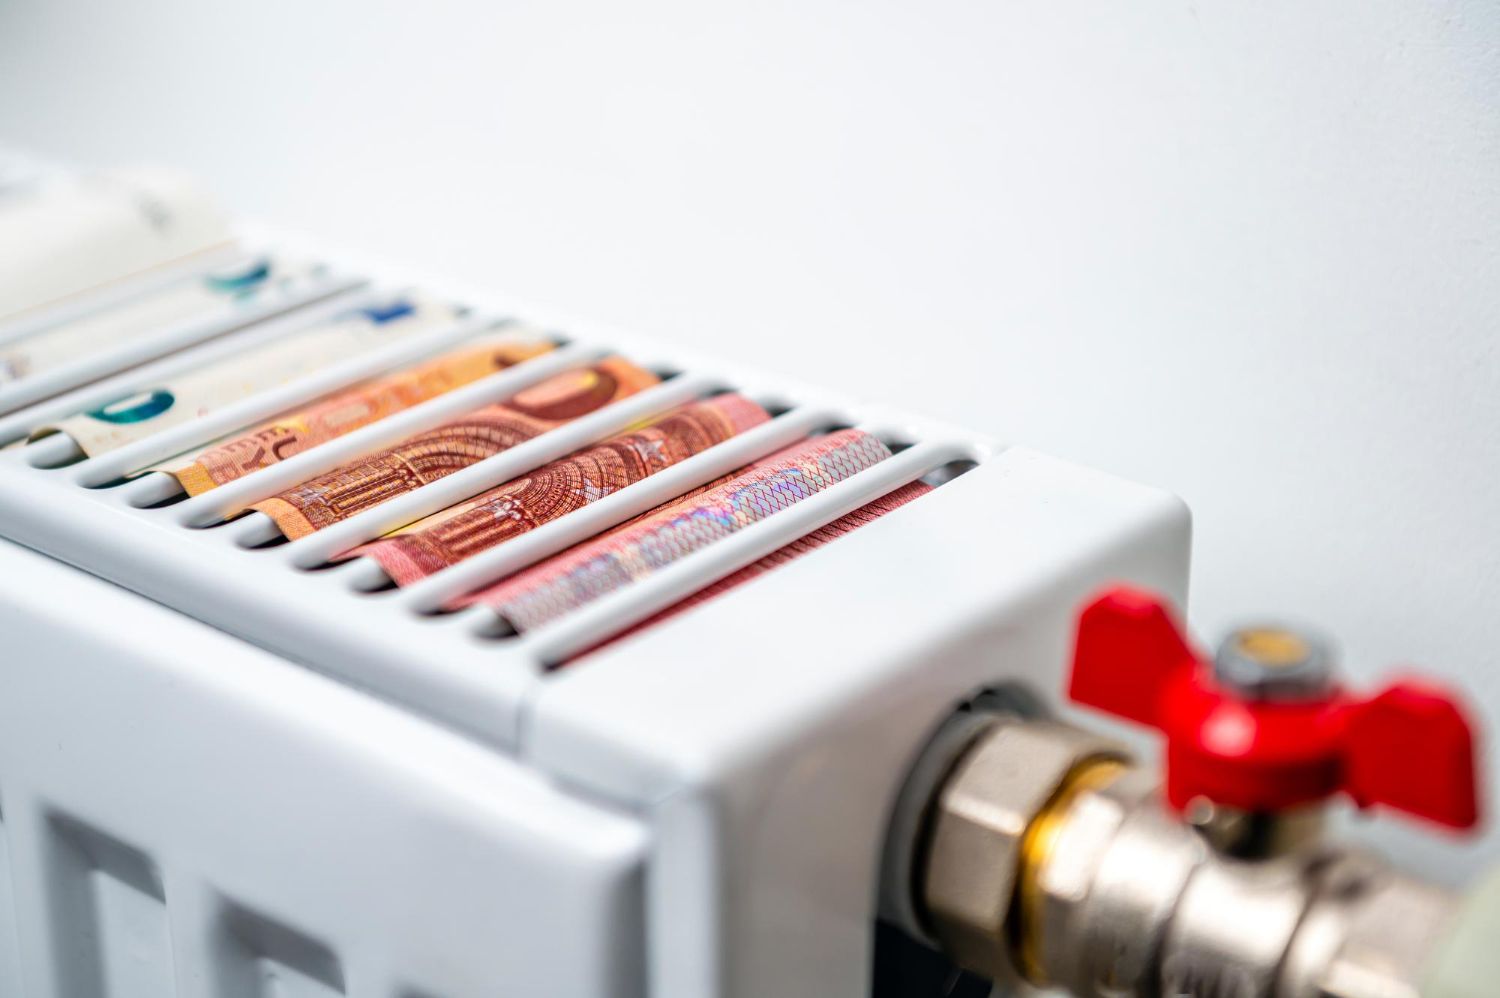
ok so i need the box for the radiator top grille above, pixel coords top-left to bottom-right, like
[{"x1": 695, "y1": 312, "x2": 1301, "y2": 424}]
[{"x1": 0, "y1": 231, "x2": 998, "y2": 746}]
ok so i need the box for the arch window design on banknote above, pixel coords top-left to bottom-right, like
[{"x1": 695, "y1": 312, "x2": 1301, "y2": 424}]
[
  {"x1": 351, "y1": 393, "x2": 770, "y2": 585},
  {"x1": 251, "y1": 357, "x2": 661, "y2": 539},
  {"x1": 161, "y1": 333, "x2": 555, "y2": 494}
]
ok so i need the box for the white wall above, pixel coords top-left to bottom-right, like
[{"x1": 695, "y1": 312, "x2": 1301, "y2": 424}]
[{"x1": 2, "y1": 0, "x2": 1496, "y2": 878}]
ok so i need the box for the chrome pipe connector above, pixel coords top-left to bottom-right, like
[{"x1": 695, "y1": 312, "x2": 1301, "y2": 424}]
[{"x1": 910, "y1": 713, "x2": 1465, "y2": 998}]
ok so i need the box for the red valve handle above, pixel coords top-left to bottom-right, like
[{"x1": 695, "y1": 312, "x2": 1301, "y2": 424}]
[{"x1": 1068, "y1": 586, "x2": 1482, "y2": 830}]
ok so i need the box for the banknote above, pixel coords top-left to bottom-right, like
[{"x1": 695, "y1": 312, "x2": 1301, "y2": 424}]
[
  {"x1": 251, "y1": 357, "x2": 660, "y2": 539},
  {"x1": 461, "y1": 428, "x2": 893, "y2": 630},
  {"x1": 0, "y1": 256, "x2": 325, "y2": 388},
  {"x1": 576, "y1": 480, "x2": 932, "y2": 659},
  {"x1": 350, "y1": 394, "x2": 771, "y2": 585},
  {"x1": 0, "y1": 167, "x2": 231, "y2": 320},
  {"x1": 30, "y1": 296, "x2": 463, "y2": 459},
  {"x1": 159, "y1": 331, "x2": 555, "y2": 495}
]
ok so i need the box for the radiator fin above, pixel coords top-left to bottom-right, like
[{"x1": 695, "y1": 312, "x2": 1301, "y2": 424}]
[
  {"x1": 45, "y1": 815, "x2": 176, "y2": 998},
  {"x1": 216, "y1": 902, "x2": 346, "y2": 998}
]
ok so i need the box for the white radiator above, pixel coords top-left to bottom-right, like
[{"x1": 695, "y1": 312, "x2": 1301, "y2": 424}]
[{"x1": 0, "y1": 216, "x2": 1190, "y2": 997}]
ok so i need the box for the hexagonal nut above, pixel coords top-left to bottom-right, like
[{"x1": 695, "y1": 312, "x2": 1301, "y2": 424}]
[{"x1": 919, "y1": 717, "x2": 1128, "y2": 983}]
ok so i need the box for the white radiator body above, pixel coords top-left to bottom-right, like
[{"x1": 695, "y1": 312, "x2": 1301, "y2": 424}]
[{"x1": 0, "y1": 232, "x2": 1191, "y2": 997}]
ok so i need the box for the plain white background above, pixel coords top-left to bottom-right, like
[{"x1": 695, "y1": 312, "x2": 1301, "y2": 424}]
[{"x1": 1, "y1": 0, "x2": 1496, "y2": 878}]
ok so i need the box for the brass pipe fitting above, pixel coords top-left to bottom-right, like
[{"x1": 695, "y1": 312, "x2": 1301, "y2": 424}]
[{"x1": 1013, "y1": 755, "x2": 1127, "y2": 984}]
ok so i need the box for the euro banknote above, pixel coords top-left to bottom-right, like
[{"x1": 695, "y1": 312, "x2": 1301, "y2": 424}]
[
  {"x1": 0, "y1": 167, "x2": 231, "y2": 320},
  {"x1": 576, "y1": 479, "x2": 932, "y2": 659},
  {"x1": 0, "y1": 256, "x2": 325, "y2": 387},
  {"x1": 351, "y1": 393, "x2": 771, "y2": 585},
  {"x1": 159, "y1": 331, "x2": 555, "y2": 495},
  {"x1": 30, "y1": 296, "x2": 463, "y2": 459},
  {"x1": 461, "y1": 428, "x2": 892, "y2": 630},
  {"x1": 251, "y1": 357, "x2": 660, "y2": 539}
]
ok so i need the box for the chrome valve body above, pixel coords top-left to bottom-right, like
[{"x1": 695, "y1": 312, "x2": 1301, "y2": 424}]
[{"x1": 906, "y1": 712, "x2": 1460, "y2": 998}]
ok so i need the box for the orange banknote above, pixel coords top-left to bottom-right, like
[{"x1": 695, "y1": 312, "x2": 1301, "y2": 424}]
[
  {"x1": 165, "y1": 332, "x2": 555, "y2": 495},
  {"x1": 352, "y1": 394, "x2": 770, "y2": 585},
  {"x1": 252, "y1": 357, "x2": 659, "y2": 539}
]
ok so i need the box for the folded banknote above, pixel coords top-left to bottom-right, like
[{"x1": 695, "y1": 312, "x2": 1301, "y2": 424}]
[
  {"x1": 158, "y1": 331, "x2": 555, "y2": 495},
  {"x1": 250, "y1": 357, "x2": 660, "y2": 539},
  {"x1": 29, "y1": 296, "x2": 463, "y2": 459},
  {"x1": 461, "y1": 428, "x2": 893, "y2": 631},
  {"x1": 0, "y1": 256, "x2": 325, "y2": 388},
  {"x1": 351, "y1": 393, "x2": 771, "y2": 585},
  {"x1": 574, "y1": 479, "x2": 932, "y2": 659}
]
